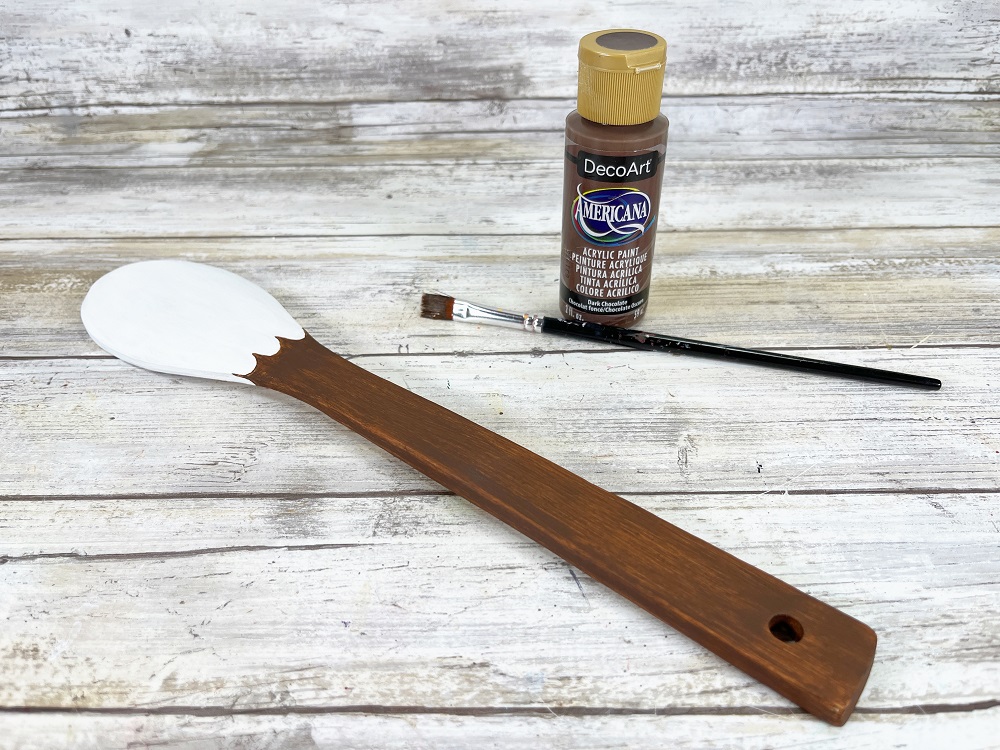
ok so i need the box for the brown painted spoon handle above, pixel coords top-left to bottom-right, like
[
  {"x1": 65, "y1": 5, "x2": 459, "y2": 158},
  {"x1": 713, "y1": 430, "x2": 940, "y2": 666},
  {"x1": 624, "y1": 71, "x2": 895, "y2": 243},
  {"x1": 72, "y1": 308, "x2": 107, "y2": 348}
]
[{"x1": 245, "y1": 333, "x2": 876, "y2": 726}]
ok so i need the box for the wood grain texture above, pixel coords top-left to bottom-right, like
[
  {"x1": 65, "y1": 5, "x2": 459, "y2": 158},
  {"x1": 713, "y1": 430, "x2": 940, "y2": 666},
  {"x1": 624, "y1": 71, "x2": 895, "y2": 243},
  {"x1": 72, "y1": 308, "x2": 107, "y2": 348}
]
[
  {"x1": 1, "y1": 492, "x2": 996, "y2": 709},
  {"x1": 2, "y1": 711, "x2": 999, "y2": 750},
  {"x1": 1, "y1": 347, "x2": 991, "y2": 497},
  {"x1": 1, "y1": 95, "x2": 996, "y2": 239},
  {"x1": 2, "y1": 227, "x2": 1000, "y2": 356},
  {"x1": 243, "y1": 333, "x2": 876, "y2": 725},
  {"x1": 1, "y1": 0, "x2": 997, "y2": 744},
  {"x1": 2, "y1": 0, "x2": 998, "y2": 110},
  {"x1": 2, "y1": 155, "x2": 998, "y2": 238},
  {"x1": 2, "y1": 97, "x2": 997, "y2": 170}
]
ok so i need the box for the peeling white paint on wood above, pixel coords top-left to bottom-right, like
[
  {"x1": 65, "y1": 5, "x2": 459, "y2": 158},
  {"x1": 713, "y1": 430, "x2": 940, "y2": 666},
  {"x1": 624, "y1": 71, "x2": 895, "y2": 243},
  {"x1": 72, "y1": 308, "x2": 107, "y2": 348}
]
[
  {"x1": 1, "y1": 0, "x2": 997, "y2": 109},
  {"x1": 1, "y1": 156, "x2": 998, "y2": 237},
  {"x1": 1, "y1": 0, "x2": 997, "y2": 746},
  {"x1": 1, "y1": 711, "x2": 999, "y2": 750},
  {"x1": 2, "y1": 228, "x2": 1000, "y2": 357},
  {"x1": 1, "y1": 503, "x2": 997, "y2": 708},
  {"x1": 2, "y1": 98, "x2": 998, "y2": 167},
  {"x1": 0, "y1": 349, "x2": 990, "y2": 494},
  {"x1": 0, "y1": 492, "x2": 996, "y2": 710}
]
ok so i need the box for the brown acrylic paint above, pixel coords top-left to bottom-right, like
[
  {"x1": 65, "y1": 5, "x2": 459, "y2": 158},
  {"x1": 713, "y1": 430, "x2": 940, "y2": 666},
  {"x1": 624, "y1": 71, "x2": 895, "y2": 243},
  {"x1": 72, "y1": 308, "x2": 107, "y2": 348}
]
[{"x1": 560, "y1": 30, "x2": 668, "y2": 326}]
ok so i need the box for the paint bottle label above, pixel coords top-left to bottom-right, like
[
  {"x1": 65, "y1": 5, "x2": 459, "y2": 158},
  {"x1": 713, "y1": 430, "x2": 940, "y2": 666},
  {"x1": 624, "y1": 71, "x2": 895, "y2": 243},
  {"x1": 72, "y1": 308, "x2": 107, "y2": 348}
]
[{"x1": 560, "y1": 142, "x2": 665, "y2": 322}]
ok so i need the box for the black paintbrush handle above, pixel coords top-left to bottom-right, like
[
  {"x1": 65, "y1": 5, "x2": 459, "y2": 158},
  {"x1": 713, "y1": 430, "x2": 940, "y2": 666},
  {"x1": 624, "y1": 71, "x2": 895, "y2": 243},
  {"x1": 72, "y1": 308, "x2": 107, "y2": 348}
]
[{"x1": 541, "y1": 317, "x2": 941, "y2": 390}]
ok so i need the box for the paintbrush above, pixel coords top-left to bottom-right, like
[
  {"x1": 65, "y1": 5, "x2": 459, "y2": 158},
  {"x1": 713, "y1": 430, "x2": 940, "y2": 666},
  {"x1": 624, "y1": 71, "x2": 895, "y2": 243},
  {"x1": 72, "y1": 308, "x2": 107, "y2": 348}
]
[{"x1": 421, "y1": 294, "x2": 941, "y2": 390}]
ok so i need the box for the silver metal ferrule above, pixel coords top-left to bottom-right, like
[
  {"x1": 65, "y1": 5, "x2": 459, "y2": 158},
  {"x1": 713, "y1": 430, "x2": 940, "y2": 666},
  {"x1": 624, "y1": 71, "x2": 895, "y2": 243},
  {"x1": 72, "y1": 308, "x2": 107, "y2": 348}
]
[{"x1": 452, "y1": 299, "x2": 544, "y2": 333}]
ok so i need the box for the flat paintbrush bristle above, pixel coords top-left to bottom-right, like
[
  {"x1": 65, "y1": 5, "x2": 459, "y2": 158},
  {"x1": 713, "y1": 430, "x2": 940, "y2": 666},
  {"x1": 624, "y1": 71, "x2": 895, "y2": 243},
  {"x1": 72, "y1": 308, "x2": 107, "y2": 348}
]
[{"x1": 420, "y1": 293, "x2": 455, "y2": 321}]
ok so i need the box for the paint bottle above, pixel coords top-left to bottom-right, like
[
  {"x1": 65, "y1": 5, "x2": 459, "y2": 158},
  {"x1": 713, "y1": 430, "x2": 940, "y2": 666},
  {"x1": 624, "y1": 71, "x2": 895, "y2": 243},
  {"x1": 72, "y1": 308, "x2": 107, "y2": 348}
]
[{"x1": 560, "y1": 30, "x2": 668, "y2": 326}]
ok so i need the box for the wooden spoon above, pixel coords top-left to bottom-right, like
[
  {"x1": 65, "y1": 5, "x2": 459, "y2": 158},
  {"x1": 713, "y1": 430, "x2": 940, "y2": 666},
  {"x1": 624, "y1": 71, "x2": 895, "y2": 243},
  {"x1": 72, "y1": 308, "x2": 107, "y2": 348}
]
[{"x1": 81, "y1": 260, "x2": 876, "y2": 725}]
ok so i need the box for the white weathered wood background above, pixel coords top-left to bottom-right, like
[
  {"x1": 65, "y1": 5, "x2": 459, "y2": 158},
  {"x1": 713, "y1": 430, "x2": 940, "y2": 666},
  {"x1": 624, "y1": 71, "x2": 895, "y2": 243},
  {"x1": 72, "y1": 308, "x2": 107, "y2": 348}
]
[{"x1": 1, "y1": 1, "x2": 998, "y2": 747}]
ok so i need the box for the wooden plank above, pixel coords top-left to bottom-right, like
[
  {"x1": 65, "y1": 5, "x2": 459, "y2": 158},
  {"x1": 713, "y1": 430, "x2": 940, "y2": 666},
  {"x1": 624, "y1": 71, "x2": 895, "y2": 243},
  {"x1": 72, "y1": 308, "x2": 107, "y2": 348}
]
[
  {"x1": 2, "y1": 228, "x2": 999, "y2": 357},
  {"x1": 0, "y1": 710, "x2": 997, "y2": 750},
  {"x1": 4, "y1": 491, "x2": 994, "y2": 560},
  {"x1": 2, "y1": 0, "x2": 997, "y2": 111},
  {"x1": 0, "y1": 492, "x2": 995, "y2": 710},
  {"x1": 2, "y1": 1, "x2": 995, "y2": 744},
  {"x1": 1, "y1": 154, "x2": 998, "y2": 238},
  {"x1": 0, "y1": 348, "x2": 989, "y2": 497},
  {"x1": 1, "y1": 98, "x2": 998, "y2": 168}
]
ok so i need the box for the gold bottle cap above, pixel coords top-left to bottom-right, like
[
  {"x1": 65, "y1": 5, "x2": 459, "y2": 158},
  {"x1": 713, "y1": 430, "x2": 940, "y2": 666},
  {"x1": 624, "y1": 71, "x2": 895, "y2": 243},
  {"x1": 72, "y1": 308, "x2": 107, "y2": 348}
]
[{"x1": 577, "y1": 29, "x2": 667, "y2": 126}]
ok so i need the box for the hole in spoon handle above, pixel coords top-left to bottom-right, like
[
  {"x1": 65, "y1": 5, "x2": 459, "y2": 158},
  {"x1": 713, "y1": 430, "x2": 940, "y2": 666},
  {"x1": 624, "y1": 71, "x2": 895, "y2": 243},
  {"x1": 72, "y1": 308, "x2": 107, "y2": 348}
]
[{"x1": 770, "y1": 614, "x2": 805, "y2": 643}]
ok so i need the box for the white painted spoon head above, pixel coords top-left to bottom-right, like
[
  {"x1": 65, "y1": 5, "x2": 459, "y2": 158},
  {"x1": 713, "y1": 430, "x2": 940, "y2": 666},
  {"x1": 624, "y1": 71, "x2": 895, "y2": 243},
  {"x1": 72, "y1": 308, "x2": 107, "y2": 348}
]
[{"x1": 81, "y1": 260, "x2": 304, "y2": 383}]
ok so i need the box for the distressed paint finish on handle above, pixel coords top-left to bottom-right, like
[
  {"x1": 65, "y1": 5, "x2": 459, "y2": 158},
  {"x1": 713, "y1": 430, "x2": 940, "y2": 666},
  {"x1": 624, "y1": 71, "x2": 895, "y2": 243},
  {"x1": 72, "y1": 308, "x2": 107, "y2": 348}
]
[{"x1": 245, "y1": 333, "x2": 877, "y2": 726}]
